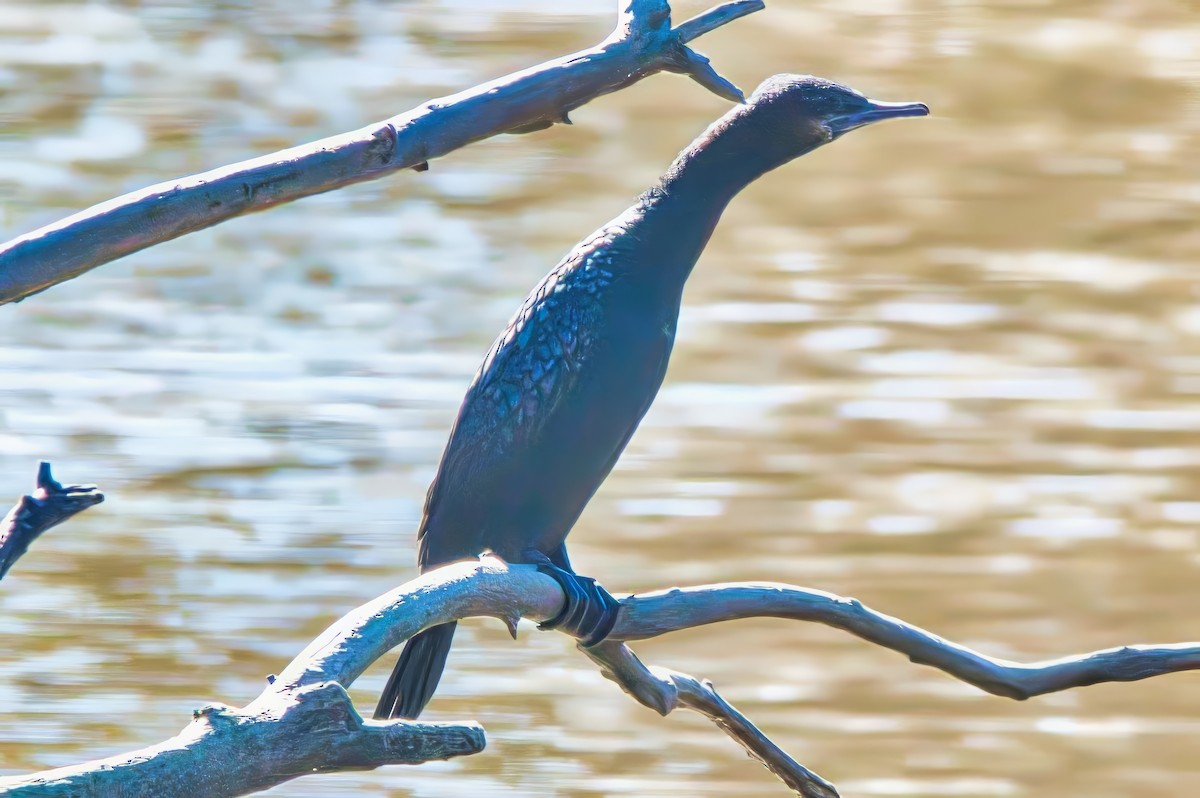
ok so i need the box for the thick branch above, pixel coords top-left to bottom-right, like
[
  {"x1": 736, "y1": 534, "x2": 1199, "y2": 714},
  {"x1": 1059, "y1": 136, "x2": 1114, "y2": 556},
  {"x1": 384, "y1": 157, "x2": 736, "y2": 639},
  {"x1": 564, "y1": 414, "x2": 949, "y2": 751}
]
[
  {"x1": 0, "y1": 559, "x2": 547, "y2": 797},
  {"x1": 0, "y1": 462, "x2": 103, "y2": 582},
  {"x1": 0, "y1": 560, "x2": 560, "y2": 797},
  {"x1": 241, "y1": 561, "x2": 842, "y2": 795},
  {"x1": 0, "y1": 682, "x2": 483, "y2": 798},
  {"x1": 0, "y1": 0, "x2": 762, "y2": 305},
  {"x1": 0, "y1": 559, "x2": 829, "y2": 798}
]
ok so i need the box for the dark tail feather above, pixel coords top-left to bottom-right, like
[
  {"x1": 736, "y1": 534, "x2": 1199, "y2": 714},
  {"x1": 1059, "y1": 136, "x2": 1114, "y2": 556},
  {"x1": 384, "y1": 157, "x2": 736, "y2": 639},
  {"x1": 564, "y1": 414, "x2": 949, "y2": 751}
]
[{"x1": 374, "y1": 621, "x2": 457, "y2": 720}]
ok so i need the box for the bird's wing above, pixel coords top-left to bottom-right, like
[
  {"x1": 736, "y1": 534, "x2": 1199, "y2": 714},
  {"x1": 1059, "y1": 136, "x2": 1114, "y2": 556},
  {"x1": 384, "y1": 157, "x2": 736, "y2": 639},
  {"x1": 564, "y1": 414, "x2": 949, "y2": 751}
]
[{"x1": 417, "y1": 231, "x2": 624, "y2": 549}]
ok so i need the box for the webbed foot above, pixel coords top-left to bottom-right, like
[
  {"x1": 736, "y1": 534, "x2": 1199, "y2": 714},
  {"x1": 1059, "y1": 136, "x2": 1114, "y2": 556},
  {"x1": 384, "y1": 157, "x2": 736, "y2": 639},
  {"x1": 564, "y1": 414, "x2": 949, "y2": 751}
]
[{"x1": 525, "y1": 550, "x2": 620, "y2": 646}]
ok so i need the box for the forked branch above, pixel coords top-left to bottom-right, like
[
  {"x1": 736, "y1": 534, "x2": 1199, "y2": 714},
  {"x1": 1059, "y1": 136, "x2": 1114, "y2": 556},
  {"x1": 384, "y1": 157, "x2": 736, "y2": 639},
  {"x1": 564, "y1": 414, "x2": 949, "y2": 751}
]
[
  {"x1": 0, "y1": 0, "x2": 764, "y2": 305},
  {"x1": 4, "y1": 556, "x2": 1199, "y2": 797},
  {"x1": 0, "y1": 462, "x2": 103, "y2": 582}
]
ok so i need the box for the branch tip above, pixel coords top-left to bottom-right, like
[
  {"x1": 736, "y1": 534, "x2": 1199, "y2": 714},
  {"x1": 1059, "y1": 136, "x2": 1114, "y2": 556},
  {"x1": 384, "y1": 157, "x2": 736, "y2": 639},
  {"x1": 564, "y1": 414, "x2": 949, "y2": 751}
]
[
  {"x1": 673, "y1": 0, "x2": 766, "y2": 44},
  {"x1": 678, "y1": 46, "x2": 745, "y2": 103}
]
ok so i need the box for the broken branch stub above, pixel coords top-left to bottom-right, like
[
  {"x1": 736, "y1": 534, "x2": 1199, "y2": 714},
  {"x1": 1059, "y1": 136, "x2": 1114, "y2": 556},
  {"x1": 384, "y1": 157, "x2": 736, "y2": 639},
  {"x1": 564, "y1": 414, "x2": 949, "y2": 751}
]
[{"x1": 0, "y1": 462, "x2": 103, "y2": 582}]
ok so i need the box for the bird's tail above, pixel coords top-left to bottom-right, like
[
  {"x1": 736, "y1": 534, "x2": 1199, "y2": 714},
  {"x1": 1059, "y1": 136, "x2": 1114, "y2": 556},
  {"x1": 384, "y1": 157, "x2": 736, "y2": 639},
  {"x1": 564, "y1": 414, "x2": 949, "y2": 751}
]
[{"x1": 374, "y1": 621, "x2": 457, "y2": 720}]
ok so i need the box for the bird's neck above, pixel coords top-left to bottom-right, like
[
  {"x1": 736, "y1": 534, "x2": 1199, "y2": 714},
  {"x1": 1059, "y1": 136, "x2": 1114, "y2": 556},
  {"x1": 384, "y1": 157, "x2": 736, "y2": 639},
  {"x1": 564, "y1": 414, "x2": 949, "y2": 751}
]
[
  {"x1": 662, "y1": 108, "x2": 807, "y2": 201},
  {"x1": 626, "y1": 110, "x2": 820, "y2": 290}
]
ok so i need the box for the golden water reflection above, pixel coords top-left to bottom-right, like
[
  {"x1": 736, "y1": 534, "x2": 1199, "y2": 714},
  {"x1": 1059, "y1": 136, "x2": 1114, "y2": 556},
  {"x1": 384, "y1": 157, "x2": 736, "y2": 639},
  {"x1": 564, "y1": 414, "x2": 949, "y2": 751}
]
[{"x1": 2, "y1": 1, "x2": 1200, "y2": 796}]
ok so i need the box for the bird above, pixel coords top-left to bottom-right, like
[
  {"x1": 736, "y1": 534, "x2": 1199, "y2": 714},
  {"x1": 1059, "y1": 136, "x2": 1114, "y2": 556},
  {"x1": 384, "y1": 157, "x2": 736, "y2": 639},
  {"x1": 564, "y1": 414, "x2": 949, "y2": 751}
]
[{"x1": 375, "y1": 74, "x2": 929, "y2": 720}]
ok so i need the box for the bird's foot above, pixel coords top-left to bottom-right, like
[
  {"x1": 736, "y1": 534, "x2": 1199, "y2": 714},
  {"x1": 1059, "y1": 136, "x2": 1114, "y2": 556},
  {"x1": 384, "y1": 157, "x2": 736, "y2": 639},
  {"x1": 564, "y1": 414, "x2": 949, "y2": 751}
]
[{"x1": 526, "y1": 551, "x2": 620, "y2": 647}]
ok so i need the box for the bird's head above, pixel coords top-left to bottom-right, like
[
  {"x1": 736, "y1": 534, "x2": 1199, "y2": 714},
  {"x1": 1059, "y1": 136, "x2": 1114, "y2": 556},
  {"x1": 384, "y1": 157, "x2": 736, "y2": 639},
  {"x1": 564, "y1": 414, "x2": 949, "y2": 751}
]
[
  {"x1": 742, "y1": 74, "x2": 929, "y2": 148},
  {"x1": 656, "y1": 74, "x2": 928, "y2": 198}
]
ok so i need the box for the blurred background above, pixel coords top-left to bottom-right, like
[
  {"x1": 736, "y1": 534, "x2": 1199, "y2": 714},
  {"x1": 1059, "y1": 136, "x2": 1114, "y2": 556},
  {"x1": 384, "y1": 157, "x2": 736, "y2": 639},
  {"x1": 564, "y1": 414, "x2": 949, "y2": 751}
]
[{"x1": 1, "y1": 1, "x2": 1199, "y2": 795}]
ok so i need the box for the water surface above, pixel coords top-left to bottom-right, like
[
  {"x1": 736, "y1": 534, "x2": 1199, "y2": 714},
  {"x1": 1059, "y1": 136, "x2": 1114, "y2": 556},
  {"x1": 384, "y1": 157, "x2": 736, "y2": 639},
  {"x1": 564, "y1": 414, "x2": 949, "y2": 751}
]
[{"x1": 2, "y1": 2, "x2": 1200, "y2": 796}]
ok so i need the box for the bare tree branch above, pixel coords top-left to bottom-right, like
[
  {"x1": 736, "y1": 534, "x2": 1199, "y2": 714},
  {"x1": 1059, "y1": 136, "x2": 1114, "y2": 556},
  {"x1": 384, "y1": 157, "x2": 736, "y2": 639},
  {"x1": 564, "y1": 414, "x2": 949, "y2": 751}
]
[
  {"x1": 0, "y1": 681, "x2": 483, "y2": 798},
  {"x1": 582, "y1": 641, "x2": 840, "y2": 798},
  {"x1": 0, "y1": 462, "x2": 103, "y2": 582},
  {"x1": 0, "y1": 559, "x2": 551, "y2": 798},
  {"x1": 5, "y1": 554, "x2": 1199, "y2": 797},
  {"x1": 612, "y1": 583, "x2": 1200, "y2": 700},
  {"x1": 0, "y1": 0, "x2": 764, "y2": 306}
]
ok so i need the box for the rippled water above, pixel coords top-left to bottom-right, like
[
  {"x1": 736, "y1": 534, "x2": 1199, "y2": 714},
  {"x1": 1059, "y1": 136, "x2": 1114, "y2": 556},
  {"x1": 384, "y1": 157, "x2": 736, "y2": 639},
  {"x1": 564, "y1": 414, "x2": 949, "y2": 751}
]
[{"x1": 2, "y1": 2, "x2": 1200, "y2": 796}]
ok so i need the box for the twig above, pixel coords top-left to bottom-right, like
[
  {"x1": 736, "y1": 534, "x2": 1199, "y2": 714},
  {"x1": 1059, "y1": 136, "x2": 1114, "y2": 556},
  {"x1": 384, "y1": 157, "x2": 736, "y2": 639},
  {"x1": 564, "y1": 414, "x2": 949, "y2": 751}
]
[
  {"x1": 0, "y1": 0, "x2": 763, "y2": 305},
  {"x1": 582, "y1": 641, "x2": 839, "y2": 798},
  {"x1": 0, "y1": 462, "x2": 103, "y2": 582}
]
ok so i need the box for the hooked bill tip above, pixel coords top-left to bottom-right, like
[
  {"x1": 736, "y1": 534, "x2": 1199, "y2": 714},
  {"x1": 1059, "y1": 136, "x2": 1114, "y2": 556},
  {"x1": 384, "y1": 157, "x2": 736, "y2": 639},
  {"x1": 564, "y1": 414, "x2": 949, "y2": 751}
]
[
  {"x1": 825, "y1": 98, "x2": 930, "y2": 137},
  {"x1": 866, "y1": 99, "x2": 930, "y2": 119}
]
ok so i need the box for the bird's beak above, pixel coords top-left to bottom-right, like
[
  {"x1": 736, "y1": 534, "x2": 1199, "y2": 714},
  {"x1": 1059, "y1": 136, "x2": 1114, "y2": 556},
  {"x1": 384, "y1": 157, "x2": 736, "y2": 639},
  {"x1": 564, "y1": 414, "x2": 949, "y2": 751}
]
[{"x1": 825, "y1": 99, "x2": 930, "y2": 138}]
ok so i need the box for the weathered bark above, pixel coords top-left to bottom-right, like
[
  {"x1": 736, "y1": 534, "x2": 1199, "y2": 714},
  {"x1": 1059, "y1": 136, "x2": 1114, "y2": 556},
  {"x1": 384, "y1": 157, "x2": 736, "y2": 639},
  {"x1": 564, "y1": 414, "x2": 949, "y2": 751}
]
[
  {"x1": 0, "y1": 683, "x2": 483, "y2": 798},
  {"x1": 5, "y1": 556, "x2": 1200, "y2": 797},
  {"x1": 0, "y1": 0, "x2": 764, "y2": 305}
]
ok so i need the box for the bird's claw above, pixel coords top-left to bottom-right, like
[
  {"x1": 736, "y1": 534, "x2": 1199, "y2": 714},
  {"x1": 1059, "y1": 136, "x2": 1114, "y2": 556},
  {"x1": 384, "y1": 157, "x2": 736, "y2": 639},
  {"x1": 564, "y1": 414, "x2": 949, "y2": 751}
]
[{"x1": 530, "y1": 554, "x2": 620, "y2": 647}]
